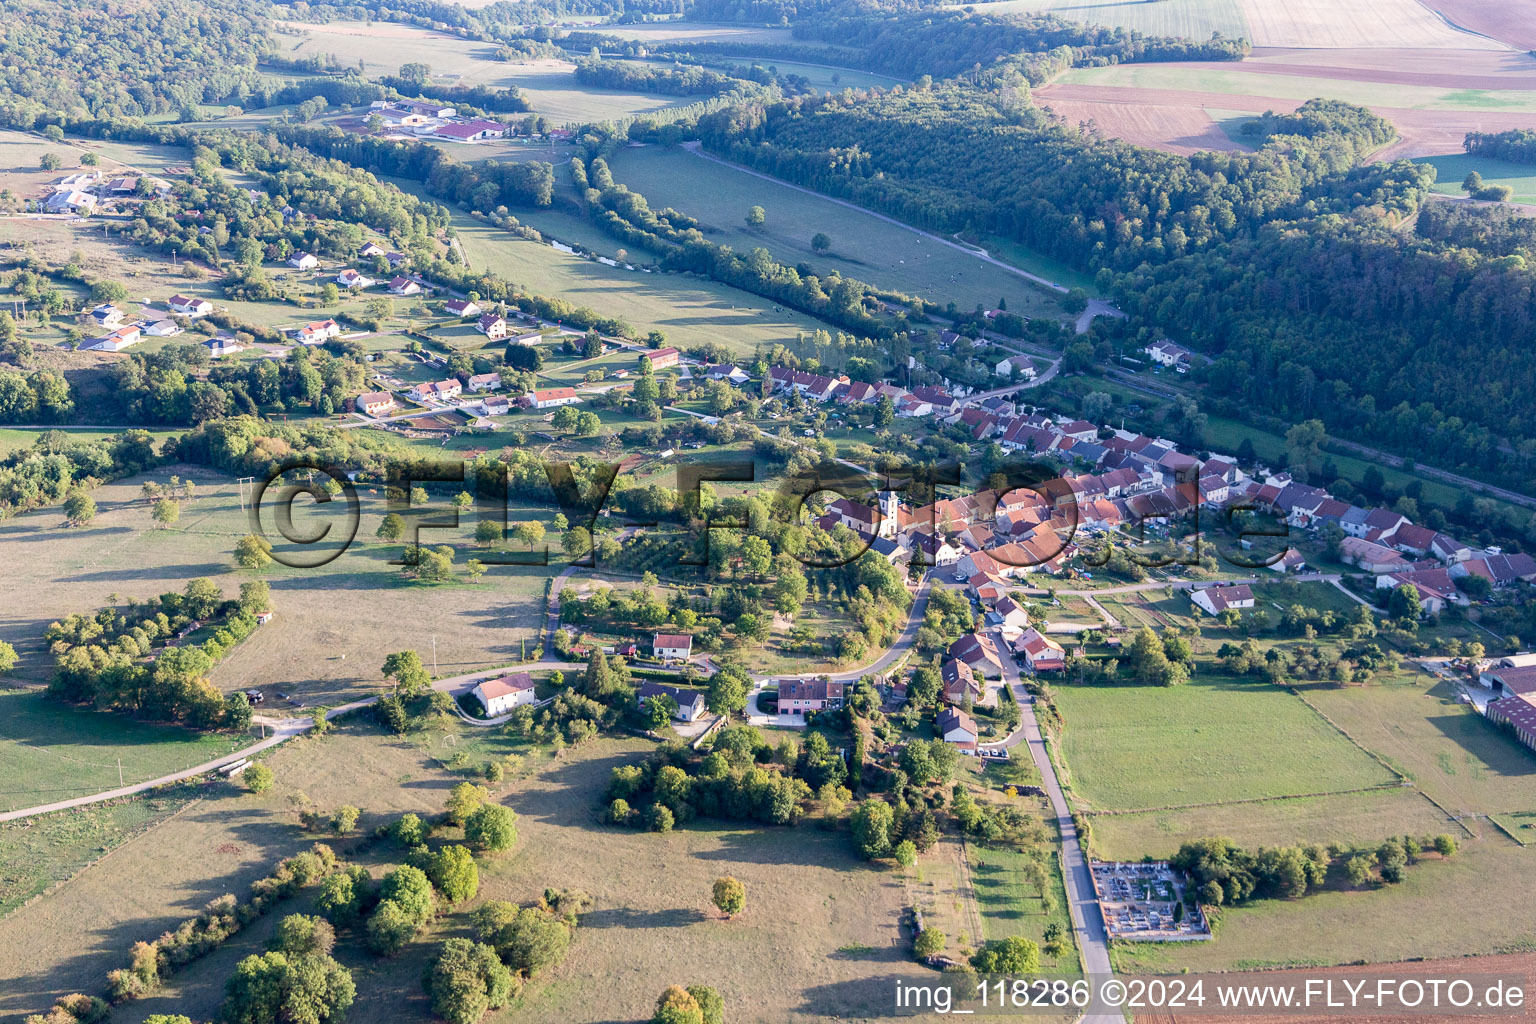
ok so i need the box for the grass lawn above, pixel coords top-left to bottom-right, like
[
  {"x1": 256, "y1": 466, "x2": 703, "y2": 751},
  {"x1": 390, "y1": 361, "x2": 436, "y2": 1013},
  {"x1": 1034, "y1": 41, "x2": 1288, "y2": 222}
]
[
  {"x1": 1051, "y1": 677, "x2": 1397, "y2": 812},
  {"x1": 0, "y1": 691, "x2": 246, "y2": 813},
  {"x1": 0, "y1": 427, "x2": 182, "y2": 455},
  {"x1": 971, "y1": 839, "x2": 1081, "y2": 973},
  {"x1": 607, "y1": 144, "x2": 1069, "y2": 317},
  {"x1": 1416, "y1": 152, "x2": 1536, "y2": 204},
  {"x1": 1303, "y1": 674, "x2": 1536, "y2": 818}
]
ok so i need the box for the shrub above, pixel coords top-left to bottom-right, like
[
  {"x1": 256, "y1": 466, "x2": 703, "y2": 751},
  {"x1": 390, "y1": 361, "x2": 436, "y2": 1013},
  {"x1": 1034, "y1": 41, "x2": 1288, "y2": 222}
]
[
  {"x1": 244, "y1": 763, "x2": 274, "y2": 794},
  {"x1": 711, "y1": 876, "x2": 745, "y2": 918}
]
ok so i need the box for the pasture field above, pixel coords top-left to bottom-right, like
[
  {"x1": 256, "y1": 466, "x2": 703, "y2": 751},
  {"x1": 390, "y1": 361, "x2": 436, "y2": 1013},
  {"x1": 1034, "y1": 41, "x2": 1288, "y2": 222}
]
[
  {"x1": 0, "y1": 427, "x2": 182, "y2": 455},
  {"x1": 91, "y1": 733, "x2": 927, "y2": 1024},
  {"x1": 0, "y1": 469, "x2": 552, "y2": 704},
  {"x1": 971, "y1": 840, "x2": 1081, "y2": 973},
  {"x1": 1302, "y1": 675, "x2": 1536, "y2": 819},
  {"x1": 1417, "y1": 153, "x2": 1536, "y2": 204},
  {"x1": 607, "y1": 144, "x2": 1067, "y2": 317},
  {"x1": 1112, "y1": 837, "x2": 1534, "y2": 972},
  {"x1": 447, "y1": 212, "x2": 833, "y2": 358},
  {"x1": 274, "y1": 22, "x2": 684, "y2": 125},
  {"x1": 0, "y1": 787, "x2": 199, "y2": 918},
  {"x1": 1050, "y1": 677, "x2": 1397, "y2": 812},
  {"x1": 1085, "y1": 787, "x2": 1453, "y2": 860},
  {"x1": 0, "y1": 691, "x2": 244, "y2": 813}
]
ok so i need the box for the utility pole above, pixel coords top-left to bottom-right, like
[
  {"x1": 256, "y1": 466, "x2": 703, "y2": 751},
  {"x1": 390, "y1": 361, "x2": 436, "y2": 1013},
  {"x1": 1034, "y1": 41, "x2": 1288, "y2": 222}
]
[
  {"x1": 431, "y1": 635, "x2": 438, "y2": 675},
  {"x1": 117, "y1": 758, "x2": 123, "y2": 786}
]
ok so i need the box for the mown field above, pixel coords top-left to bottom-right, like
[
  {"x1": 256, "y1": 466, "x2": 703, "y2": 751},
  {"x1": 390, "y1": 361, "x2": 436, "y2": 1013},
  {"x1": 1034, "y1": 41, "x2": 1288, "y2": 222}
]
[
  {"x1": 607, "y1": 144, "x2": 1069, "y2": 317},
  {"x1": 0, "y1": 691, "x2": 244, "y2": 813},
  {"x1": 1418, "y1": 153, "x2": 1536, "y2": 204},
  {"x1": 1051, "y1": 677, "x2": 1397, "y2": 812}
]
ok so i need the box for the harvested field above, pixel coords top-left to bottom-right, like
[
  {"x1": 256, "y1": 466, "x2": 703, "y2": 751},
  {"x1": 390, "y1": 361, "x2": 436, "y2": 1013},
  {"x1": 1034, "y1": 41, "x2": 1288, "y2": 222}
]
[
  {"x1": 1424, "y1": 0, "x2": 1536, "y2": 51},
  {"x1": 1233, "y1": 46, "x2": 1536, "y2": 91},
  {"x1": 1040, "y1": 96, "x2": 1250, "y2": 155},
  {"x1": 1236, "y1": 0, "x2": 1503, "y2": 48}
]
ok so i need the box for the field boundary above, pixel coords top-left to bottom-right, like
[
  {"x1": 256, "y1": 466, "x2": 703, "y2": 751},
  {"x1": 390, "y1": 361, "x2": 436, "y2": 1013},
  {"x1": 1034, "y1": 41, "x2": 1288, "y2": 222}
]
[
  {"x1": 1082, "y1": 781, "x2": 1410, "y2": 818},
  {"x1": 1291, "y1": 689, "x2": 1411, "y2": 783}
]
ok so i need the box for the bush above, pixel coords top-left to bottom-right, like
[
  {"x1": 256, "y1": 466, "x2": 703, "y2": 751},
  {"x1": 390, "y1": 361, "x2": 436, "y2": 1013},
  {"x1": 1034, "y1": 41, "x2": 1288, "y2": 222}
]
[
  {"x1": 244, "y1": 763, "x2": 274, "y2": 794},
  {"x1": 270, "y1": 914, "x2": 335, "y2": 957},
  {"x1": 913, "y1": 928, "x2": 946, "y2": 958},
  {"x1": 365, "y1": 900, "x2": 416, "y2": 956},
  {"x1": 711, "y1": 876, "x2": 745, "y2": 918}
]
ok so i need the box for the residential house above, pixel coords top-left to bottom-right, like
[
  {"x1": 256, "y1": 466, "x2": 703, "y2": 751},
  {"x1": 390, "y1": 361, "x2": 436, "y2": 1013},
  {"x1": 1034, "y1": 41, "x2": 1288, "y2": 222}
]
[
  {"x1": 777, "y1": 676, "x2": 845, "y2": 713},
  {"x1": 90, "y1": 304, "x2": 124, "y2": 328},
  {"x1": 467, "y1": 372, "x2": 502, "y2": 393},
  {"x1": 1451, "y1": 553, "x2": 1536, "y2": 588},
  {"x1": 995, "y1": 356, "x2": 1037, "y2": 379},
  {"x1": 940, "y1": 659, "x2": 981, "y2": 704},
  {"x1": 356, "y1": 391, "x2": 397, "y2": 417},
  {"x1": 1267, "y1": 548, "x2": 1307, "y2": 574},
  {"x1": 703, "y1": 364, "x2": 750, "y2": 385},
  {"x1": 287, "y1": 252, "x2": 319, "y2": 270},
  {"x1": 294, "y1": 319, "x2": 342, "y2": 345},
  {"x1": 410, "y1": 379, "x2": 462, "y2": 402},
  {"x1": 388, "y1": 276, "x2": 422, "y2": 296},
  {"x1": 445, "y1": 298, "x2": 481, "y2": 317},
  {"x1": 527, "y1": 387, "x2": 580, "y2": 410},
  {"x1": 472, "y1": 673, "x2": 538, "y2": 715},
  {"x1": 1190, "y1": 584, "x2": 1256, "y2": 616},
  {"x1": 987, "y1": 596, "x2": 1031, "y2": 634},
  {"x1": 385, "y1": 252, "x2": 410, "y2": 268},
  {"x1": 336, "y1": 268, "x2": 375, "y2": 289},
  {"x1": 636, "y1": 682, "x2": 705, "y2": 722},
  {"x1": 937, "y1": 707, "x2": 979, "y2": 748},
  {"x1": 167, "y1": 294, "x2": 212, "y2": 317},
  {"x1": 652, "y1": 633, "x2": 693, "y2": 663},
  {"x1": 358, "y1": 242, "x2": 385, "y2": 258},
  {"x1": 87, "y1": 325, "x2": 142, "y2": 352},
  {"x1": 476, "y1": 313, "x2": 507, "y2": 339},
  {"x1": 1146, "y1": 340, "x2": 1191, "y2": 369},
  {"x1": 948, "y1": 633, "x2": 1004, "y2": 676},
  {"x1": 203, "y1": 336, "x2": 244, "y2": 358},
  {"x1": 1376, "y1": 567, "x2": 1463, "y2": 616},
  {"x1": 1015, "y1": 629, "x2": 1066, "y2": 673},
  {"x1": 144, "y1": 319, "x2": 183, "y2": 338}
]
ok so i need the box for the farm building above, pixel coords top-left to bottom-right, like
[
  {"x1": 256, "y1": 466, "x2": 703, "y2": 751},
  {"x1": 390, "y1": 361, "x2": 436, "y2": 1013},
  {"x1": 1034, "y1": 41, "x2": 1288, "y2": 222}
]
[
  {"x1": 1486, "y1": 693, "x2": 1536, "y2": 753},
  {"x1": 472, "y1": 673, "x2": 538, "y2": 716},
  {"x1": 642, "y1": 346, "x2": 681, "y2": 370}
]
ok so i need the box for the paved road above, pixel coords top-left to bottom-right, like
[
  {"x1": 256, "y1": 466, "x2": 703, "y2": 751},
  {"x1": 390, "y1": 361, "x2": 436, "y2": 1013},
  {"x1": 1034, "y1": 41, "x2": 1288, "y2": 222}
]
[
  {"x1": 818, "y1": 573, "x2": 935, "y2": 682},
  {"x1": 991, "y1": 631, "x2": 1119, "y2": 1020}
]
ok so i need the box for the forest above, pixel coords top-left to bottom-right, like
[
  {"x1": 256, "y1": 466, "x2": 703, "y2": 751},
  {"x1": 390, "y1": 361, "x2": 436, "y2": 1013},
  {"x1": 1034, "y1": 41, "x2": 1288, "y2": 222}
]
[{"x1": 1463, "y1": 128, "x2": 1536, "y2": 164}]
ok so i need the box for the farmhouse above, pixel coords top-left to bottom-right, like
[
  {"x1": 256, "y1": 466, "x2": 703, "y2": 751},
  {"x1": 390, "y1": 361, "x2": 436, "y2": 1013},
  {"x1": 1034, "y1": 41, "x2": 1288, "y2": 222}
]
[
  {"x1": 476, "y1": 313, "x2": 507, "y2": 338},
  {"x1": 1339, "y1": 537, "x2": 1412, "y2": 574},
  {"x1": 636, "y1": 682, "x2": 704, "y2": 722},
  {"x1": 1190, "y1": 584, "x2": 1255, "y2": 616},
  {"x1": 472, "y1": 673, "x2": 538, "y2": 716},
  {"x1": 287, "y1": 252, "x2": 319, "y2": 270},
  {"x1": 642, "y1": 346, "x2": 681, "y2": 371},
  {"x1": 356, "y1": 391, "x2": 396, "y2": 417},
  {"x1": 445, "y1": 298, "x2": 481, "y2": 317},
  {"x1": 167, "y1": 294, "x2": 212, "y2": 316},
  {"x1": 777, "y1": 676, "x2": 845, "y2": 713},
  {"x1": 527, "y1": 387, "x2": 580, "y2": 410},
  {"x1": 937, "y1": 707, "x2": 979, "y2": 749},
  {"x1": 294, "y1": 319, "x2": 341, "y2": 345},
  {"x1": 388, "y1": 276, "x2": 422, "y2": 296},
  {"x1": 653, "y1": 633, "x2": 693, "y2": 663},
  {"x1": 467, "y1": 372, "x2": 501, "y2": 393}
]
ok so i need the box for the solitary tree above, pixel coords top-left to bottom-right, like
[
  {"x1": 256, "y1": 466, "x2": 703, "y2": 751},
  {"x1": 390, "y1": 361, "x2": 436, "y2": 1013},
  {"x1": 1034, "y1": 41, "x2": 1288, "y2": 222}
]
[
  {"x1": 152, "y1": 499, "x2": 181, "y2": 528},
  {"x1": 811, "y1": 232, "x2": 831, "y2": 252},
  {"x1": 711, "y1": 876, "x2": 746, "y2": 918},
  {"x1": 0, "y1": 640, "x2": 18, "y2": 677},
  {"x1": 234, "y1": 534, "x2": 273, "y2": 569},
  {"x1": 745, "y1": 205, "x2": 766, "y2": 228},
  {"x1": 465, "y1": 803, "x2": 519, "y2": 852},
  {"x1": 382, "y1": 650, "x2": 430, "y2": 696},
  {"x1": 378, "y1": 512, "x2": 406, "y2": 541},
  {"x1": 63, "y1": 489, "x2": 96, "y2": 526}
]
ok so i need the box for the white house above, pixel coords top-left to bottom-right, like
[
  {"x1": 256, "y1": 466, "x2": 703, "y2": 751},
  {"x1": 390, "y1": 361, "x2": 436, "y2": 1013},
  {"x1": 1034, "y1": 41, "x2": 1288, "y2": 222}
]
[
  {"x1": 410, "y1": 379, "x2": 462, "y2": 402},
  {"x1": 167, "y1": 294, "x2": 212, "y2": 317},
  {"x1": 476, "y1": 313, "x2": 507, "y2": 339},
  {"x1": 472, "y1": 672, "x2": 538, "y2": 715},
  {"x1": 467, "y1": 372, "x2": 502, "y2": 393},
  {"x1": 1146, "y1": 340, "x2": 1191, "y2": 369},
  {"x1": 88, "y1": 325, "x2": 142, "y2": 352},
  {"x1": 293, "y1": 319, "x2": 341, "y2": 345},
  {"x1": 653, "y1": 633, "x2": 693, "y2": 663},
  {"x1": 203, "y1": 337, "x2": 244, "y2": 358},
  {"x1": 356, "y1": 391, "x2": 397, "y2": 417},
  {"x1": 288, "y1": 252, "x2": 319, "y2": 270},
  {"x1": 336, "y1": 268, "x2": 375, "y2": 289},
  {"x1": 636, "y1": 681, "x2": 704, "y2": 722},
  {"x1": 1015, "y1": 628, "x2": 1066, "y2": 673},
  {"x1": 388, "y1": 276, "x2": 422, "y2": 296},
  {"x1": 527, "y1": 387, "x2": 579, "y2": 410},
  {"x1": 1191, "y1": 584, "x2": 1255, "y2": 616},
  {"x1": 445, "y1": 298, "x2": 481, "y2": 318},
  {"x1": 144, "y1": 319, "x2": 183, "y2": 338}
]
